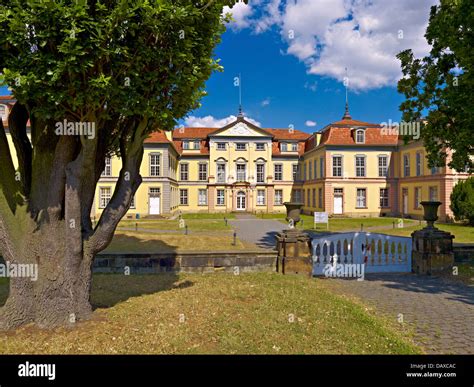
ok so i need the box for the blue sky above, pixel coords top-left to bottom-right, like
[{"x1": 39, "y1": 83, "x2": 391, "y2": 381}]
[
  {"x1": 182, "y1": 0, "x2": 437, "y2": 133},
  {"x1": 186, "y1": 26, "x2": 406, "y2": 132},
  {"x1": 2, "y1": 0, "x2": 437, "y2": 134}
]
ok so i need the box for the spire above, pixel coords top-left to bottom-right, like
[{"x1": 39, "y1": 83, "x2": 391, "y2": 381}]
[
  {"x1": 238, "y1": 73, "x2": 243, "y2": 118},
  {"x1": 342, "y1": 67, "x2": 352, "y2": 120}
]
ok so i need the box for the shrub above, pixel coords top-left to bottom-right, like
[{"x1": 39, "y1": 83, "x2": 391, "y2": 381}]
[{"x1": 450, "y1": 177, "x2": 474, "y2": 225}]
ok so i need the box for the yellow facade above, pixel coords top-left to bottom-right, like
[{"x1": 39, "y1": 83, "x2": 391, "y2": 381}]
[{"x1": 2, "y1": 106, "x2": 470, "y2": 221}]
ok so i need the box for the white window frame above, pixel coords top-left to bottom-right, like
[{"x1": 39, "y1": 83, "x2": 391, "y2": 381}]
[
  {"x1": 217, "y1": 162, "x2": 226, "y2": 183},
  {"x1": 275, "y1": 189, "x2": 283, "y2": 205},
  {"x1": 198, "y1": 163, "x2": 208, "y2": 181},
  {"x1": 198, "y1": 189, "x2": 207, "y2": 206},
  {"x1": 274, "y1": 164, "x2": 283, "y2": 181},
  {"x1": 403, "y1": 154, "x2": 410, "y2": 177},
  {"x1": 256, "y1": 143, "x2": 265, "y2": 151},
  {"x1": 379, "y1": 188, "x2": 389, "y2": 208},
  {"x1": 256, "y1": 163, "x2": 265, "y2": 183},
  {"x1": 180, "y1": 163, "x2": 189, "y2": 181},
  {"x1": 414, "y1": 187, "x2": 421, "y2": 209},
  {"x1": 356, "y1": 188, "x2": 367, "y2": 208},
  {"x1": 216, "y1": 142, "x2": 226, "y2": 150},
  {"x1": 292, "y1": 164, "x2": 299, "y2": 181},
  {"x1": 149, "y1": 153, "x2": 161, "y2": 177},
  {"x1": 355, "y1": 155, "x2": 366, "y2": 177},
  {"x1": 378, "y1": 155, "x2": 388, "y2": 177},
  {"x1": 257, "y1": 189, "x2": 265, "y2": 205},
  {"x1": 102, "y1": 157, "x2": 112, "y2": 177},
  {"x1": 236, "y1": 163, "x2": 247, "y2": 181},
  {"x1": 355, "y1": 129, "x2": 365, "y2": 144},
  {"x1": 99, "y1": 187, "x2": 112, "y2": 209},
  {"x1": 236, "y1": 143, "x2": 247, "y2": 151},
  {"x1": 332, "y1": 155, "x2": 343, "y2": 177},
  {"x1": 216, "y1": 189, "x2": 225, "y2": 206},
  {"x1": 180, "y1": 189, "x2": 188, "y2": 205},
  {"x1": 416, "y1": 152, "x2": 423, "y2": 176}
]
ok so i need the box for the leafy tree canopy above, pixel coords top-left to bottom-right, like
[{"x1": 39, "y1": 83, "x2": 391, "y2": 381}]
[{"x1": 397, "y1": 0, "x2": 473, "y2": 172}]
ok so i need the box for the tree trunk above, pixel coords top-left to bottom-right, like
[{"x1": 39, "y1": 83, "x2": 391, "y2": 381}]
[{"x1": 0, "y1": 223, "x2": 94, "y2": 329}]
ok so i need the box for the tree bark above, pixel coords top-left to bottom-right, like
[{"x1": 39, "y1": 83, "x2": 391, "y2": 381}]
[
  {"x1": 0, "y1": 221, "x2": 94, "y2": 329},
  {"x1": 0, "y1": 116, "x2": 146, "y2": 329}
]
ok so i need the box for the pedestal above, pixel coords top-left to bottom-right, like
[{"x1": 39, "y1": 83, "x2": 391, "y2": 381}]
[
  {"x1": 411, "y1": 227, "x2": 454, "y2": 275},
  {"x1": 275, "y1": 229, "x2": 312, "y2": 277}
]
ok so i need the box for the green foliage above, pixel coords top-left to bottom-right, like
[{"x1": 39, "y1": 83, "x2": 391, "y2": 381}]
[
  {"x1": 0, "y1": 0, "x2": 238, "y2": 145},
  {"x1": 397, "y1": 0, "x2": 474, "y2": 172},
  {"x1": 450, "y1": 177, "x2": 474, "y2": 225}
]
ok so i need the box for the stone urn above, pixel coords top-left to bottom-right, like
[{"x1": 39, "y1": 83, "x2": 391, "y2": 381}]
[
  {"x1": 411, "y1": 201, "x2": 454, "y2": 275},
  {"x1": 283, "y1": 202, "x2": 304, "y2": 229},
  {"x1": 276, "y1": 202, "x2": 312, "y2": 276},
  {"x1": 420, "y1": 201, "x2": 441, "y2": 228}
]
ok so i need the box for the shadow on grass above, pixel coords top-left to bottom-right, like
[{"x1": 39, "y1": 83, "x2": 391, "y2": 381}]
[
  {"x1": 0, "y1": 234, "x2": 193, "y2": 311},
  {"x1": 91, "y1": 274, "x2": 193, "y2": 310}
]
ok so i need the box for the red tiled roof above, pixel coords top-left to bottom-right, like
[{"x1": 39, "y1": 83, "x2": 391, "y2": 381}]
[
  {"x1": 324, "y1": 118, "x2": 381, "y2": 128},
  {"x1": 171, "y1": 126, "x2": 311, "y2": 140},
  {"x1": 145, "y1": 130, "x2": 170, "y2": 143},
  {"x1": 272, "y1": 141, "x2": 306, "y2": 156},
  {"x1": 265, "y1": 128, "x2": 311, "y2": 140},
  {"x1": 172, "y1": 127, "x2": 216, "y2": 139}
]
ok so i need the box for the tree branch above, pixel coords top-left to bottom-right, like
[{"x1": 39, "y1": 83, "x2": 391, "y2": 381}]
[
  {"x1": 88, "y1": 118, "x2": 148, "y2": 255},
  {"x1": 7, "y1": 102, "x2": 32, "y2": 196}
]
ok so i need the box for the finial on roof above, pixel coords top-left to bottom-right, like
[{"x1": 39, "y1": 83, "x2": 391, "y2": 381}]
[
  {"x1": 342, "y1": 67, "x2": 352, "y2": 120},
  {"x1": 237, "y1": 73, "x2": 244, "y2": 118}
]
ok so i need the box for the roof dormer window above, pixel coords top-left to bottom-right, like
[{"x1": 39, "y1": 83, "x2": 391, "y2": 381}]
[
  {"x1": 355, "y1": 129, "x2": 365, "y2": 144},
  {"x1": 0, "y1": 104, "x2": 7, "y2": 120}
]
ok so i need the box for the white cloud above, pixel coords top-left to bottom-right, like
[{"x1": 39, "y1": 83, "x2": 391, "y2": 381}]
[
  {"x1": 261, "y1": 98, "x2": 271, "y2": 107},
  {"x1": 305, "y1": 120, "x2": 317, "y2": 127},
  {"x1": 223, "y1": 1, "x2": 254, "y2": 30},
  {"x1": 239, "y1": 0, "x2": 437, "y2": 90},
  {"x1": 184, "y1": 114, "x2": 261, "y2": 128}
]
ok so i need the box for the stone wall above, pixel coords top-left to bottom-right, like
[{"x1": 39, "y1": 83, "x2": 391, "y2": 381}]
[{"x1": 94, "y1": 251, "x2": 277, "y2": 274}]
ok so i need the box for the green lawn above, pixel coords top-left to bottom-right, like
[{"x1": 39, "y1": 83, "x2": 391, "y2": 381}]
[
  {"x1": 118, "y1": 218, "x2": 232, "y2": 232},
  {"x1": 262, "y1": 214, "x2": 419, "y2": 232},
  {"x1": 104, "y1": 231, "x2": 255, "y2": 253},
  {"x1": 0, "y1": 273, "x2": 421, "y2": 354},
  {"x1": 181, "y1": 213, "x2": 235, "y2": 220},
  {"x1": 369, "y1": 223, "x2": 474, "y2": 244}
]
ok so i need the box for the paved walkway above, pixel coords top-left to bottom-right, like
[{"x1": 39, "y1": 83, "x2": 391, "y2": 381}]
[
  {"x1": 323, "y1": 274, "x2": 474, "y2": 354},
  {"x1": 229, "y1": 214, "x2": 287, "y2": 249}
]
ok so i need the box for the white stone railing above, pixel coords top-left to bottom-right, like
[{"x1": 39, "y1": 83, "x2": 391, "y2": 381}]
[{"x1": 311, "y1": 232, "x2": 412, "y2": 274}]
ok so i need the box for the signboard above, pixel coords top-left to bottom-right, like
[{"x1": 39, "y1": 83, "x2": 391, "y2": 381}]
[{"x1": 314, "y1": 212, "x2": 329, "y2": 229}]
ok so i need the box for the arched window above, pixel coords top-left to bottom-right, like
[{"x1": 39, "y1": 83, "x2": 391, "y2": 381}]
[
  {"x1": 235, "y1": 158, "x2": 247, "y2": 182},
  {"x1": 355, "y1": 129, "x2": 365, "y2": 144},
  {"x1": 255, "y1": 158, "x2": 266, "y2": 183},
  {"x1": 216, "y1": 157, "x2": 227, "y2": 183}
]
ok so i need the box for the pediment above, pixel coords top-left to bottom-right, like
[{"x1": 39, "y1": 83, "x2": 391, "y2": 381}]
[{"x1": 209, "y1": 118, "x2": 272, "y2": 138}]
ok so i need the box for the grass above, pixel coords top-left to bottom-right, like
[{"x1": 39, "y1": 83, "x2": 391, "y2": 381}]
[
  {"x1": 0, "y1": 273, "x2": 421, "y2": 354},
  {"x1": 181, "y1": 213, "x2": 235, "y2": 220},
  {"x1": 262, "y1": 213, "x2": 418, "y2": 232},
  {"x1": 104, "y1": 231, "x2": 256, "y2": 253},
  {"x1": 369, "y1": 223, "x2": 474, "y2": 244},
  {"x1": 118, "y1": 218, "x2": 232, "y2": 232}
]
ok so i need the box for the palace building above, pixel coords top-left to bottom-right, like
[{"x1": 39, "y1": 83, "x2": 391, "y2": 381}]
[{"x1": 1, "y1": 95, "x2": 470, "y2": 221}]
